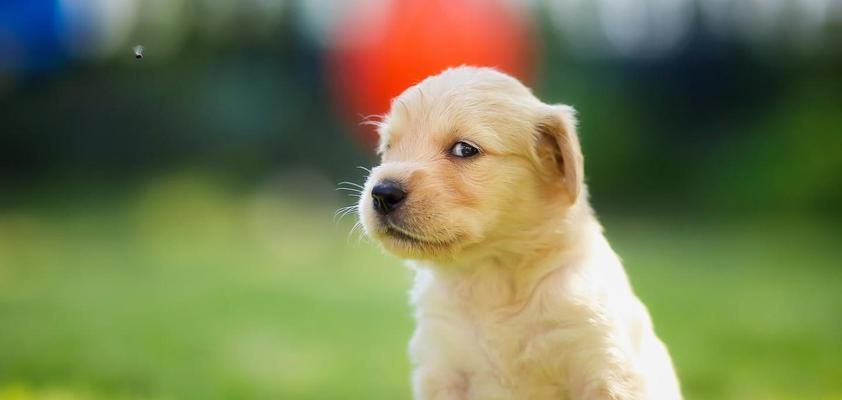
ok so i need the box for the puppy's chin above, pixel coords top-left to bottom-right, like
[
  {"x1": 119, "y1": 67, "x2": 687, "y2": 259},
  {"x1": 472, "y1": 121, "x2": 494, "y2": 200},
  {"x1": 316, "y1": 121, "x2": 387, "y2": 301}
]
[{"x1": 365, "y1": 220, "x2": 463, "y2": 260}]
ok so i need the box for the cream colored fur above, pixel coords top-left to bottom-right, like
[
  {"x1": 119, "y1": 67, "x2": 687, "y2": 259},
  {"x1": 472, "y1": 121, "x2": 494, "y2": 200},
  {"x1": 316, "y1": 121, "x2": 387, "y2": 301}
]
[{"x1": 358, "y1": 66, "x2": 682, "y2": 400}]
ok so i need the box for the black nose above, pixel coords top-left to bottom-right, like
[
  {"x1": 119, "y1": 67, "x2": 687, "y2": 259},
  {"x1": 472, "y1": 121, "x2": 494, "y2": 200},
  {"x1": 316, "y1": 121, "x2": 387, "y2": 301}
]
[{"x1": 371, "y1": 180, "x2": 406, "y2": 215}]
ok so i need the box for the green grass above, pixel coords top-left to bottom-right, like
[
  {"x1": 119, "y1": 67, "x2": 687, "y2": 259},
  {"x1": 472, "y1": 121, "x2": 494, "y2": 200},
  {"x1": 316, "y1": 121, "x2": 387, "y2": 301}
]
[{"x1": 0, "y1": 175, "x2": 840, "y2": 399}]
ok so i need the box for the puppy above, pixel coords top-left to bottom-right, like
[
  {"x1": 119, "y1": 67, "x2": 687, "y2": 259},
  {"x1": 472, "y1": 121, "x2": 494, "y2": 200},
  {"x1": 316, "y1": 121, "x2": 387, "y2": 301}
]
[{"x1": 358, "y1": 66, "x2": 682, "y2": 400}]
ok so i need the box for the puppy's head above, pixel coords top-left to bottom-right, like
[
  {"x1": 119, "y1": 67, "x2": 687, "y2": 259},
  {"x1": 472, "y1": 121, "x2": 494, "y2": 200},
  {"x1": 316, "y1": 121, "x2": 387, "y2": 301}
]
[{"x1": 358, "y1": 67, "x2": 584, "y2": 262}]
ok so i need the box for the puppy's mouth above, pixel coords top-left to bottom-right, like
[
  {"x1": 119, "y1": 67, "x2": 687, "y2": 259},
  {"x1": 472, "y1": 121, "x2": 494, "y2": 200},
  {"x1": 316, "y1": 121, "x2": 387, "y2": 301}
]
[{"x1": 380, "y1": 220, "x2": 457, "y2": 248}]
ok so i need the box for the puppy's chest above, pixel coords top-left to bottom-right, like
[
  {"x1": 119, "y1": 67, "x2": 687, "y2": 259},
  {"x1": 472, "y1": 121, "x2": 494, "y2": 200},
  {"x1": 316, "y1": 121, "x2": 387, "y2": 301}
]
[
  {"x1": 413, "y1": 294, "x2": 579, "y2": 397},
  {"x1": 464, "y1": 308, "x2": 562, "y2": 367}
]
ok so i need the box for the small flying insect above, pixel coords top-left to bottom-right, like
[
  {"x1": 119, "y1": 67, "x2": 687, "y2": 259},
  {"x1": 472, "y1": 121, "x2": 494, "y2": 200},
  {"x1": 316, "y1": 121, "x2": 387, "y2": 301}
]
[{"x1": 133, "y1": 45, "x2": 144, "y2": 60}]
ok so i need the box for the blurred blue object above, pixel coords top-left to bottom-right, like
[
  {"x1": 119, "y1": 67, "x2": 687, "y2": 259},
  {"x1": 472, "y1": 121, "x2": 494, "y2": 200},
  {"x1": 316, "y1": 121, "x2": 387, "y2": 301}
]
[{"x1": 0, "y1": 0, "x2": 67, "y2": 72}]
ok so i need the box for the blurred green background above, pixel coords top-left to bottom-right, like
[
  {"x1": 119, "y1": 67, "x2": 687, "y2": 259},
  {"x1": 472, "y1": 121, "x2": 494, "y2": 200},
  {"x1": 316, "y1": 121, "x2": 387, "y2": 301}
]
[{"x1": 1, "y1": 1, "x2": 841, "y2": 399}]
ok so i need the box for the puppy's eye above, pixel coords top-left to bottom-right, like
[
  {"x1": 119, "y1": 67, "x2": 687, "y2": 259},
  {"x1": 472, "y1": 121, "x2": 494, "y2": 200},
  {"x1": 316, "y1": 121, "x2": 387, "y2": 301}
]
[{"x1": 450, "y1": 141, "x2": 480, "y2": 158}]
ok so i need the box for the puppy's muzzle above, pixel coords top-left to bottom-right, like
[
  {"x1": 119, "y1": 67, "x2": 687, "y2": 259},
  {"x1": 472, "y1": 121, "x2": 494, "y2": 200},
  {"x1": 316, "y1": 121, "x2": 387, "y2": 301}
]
[{"x1": 371, "y1": 180, "x2": 406, "y2": 215}]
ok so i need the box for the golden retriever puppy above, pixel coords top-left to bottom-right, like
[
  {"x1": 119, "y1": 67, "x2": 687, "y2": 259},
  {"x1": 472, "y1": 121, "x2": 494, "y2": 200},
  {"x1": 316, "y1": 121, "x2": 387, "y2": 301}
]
[{"x1": 358, "y1": 66, "x2": 682, "y2": 400}]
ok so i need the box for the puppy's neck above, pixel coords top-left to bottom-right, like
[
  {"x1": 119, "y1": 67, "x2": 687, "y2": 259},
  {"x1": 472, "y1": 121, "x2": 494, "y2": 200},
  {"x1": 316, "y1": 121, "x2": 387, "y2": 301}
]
[{"x1": 413, "y1": 197, "x2": 602, "y2": 307}]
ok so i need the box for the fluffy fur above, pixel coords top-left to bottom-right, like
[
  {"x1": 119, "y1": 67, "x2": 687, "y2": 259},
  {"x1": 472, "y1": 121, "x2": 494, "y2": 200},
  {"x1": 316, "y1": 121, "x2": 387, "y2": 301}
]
[{"x1": 357, "y1": 66, "x2": 682, "y2": 400}]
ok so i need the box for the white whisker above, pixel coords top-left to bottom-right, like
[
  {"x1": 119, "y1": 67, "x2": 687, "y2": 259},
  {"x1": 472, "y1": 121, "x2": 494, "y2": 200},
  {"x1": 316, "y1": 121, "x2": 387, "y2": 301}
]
[
  {"x1": 338, "y1": 181, "x2": 365, "y2": 189},
  {"x1": 359, "y1": 114, "x2": 386, "y2": 129},
  {"x1": 336, "y1": 187, "x2": 363, "y2": 194},
  {"x1": 334, "y1": 204, "x2": 359, "y2": 224},
  {"x1": 334, "y1": 205, "x2": 356, "y2": 216},
  {"x1": 347, "y1": 220, "x2": 368, "y2": 245}
]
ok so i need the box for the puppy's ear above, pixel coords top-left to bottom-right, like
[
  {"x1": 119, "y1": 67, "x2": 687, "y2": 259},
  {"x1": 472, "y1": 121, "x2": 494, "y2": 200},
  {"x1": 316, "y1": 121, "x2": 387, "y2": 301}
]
[{"x1": 534, "y1": 104, "x2": 584, "y2": 201}]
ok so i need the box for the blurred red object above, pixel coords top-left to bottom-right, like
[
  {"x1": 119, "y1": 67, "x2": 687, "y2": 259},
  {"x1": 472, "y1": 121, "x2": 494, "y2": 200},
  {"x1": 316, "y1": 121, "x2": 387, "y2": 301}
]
[{"x1": 327, "y1": 0, "x2": 536, "y2": 147}]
